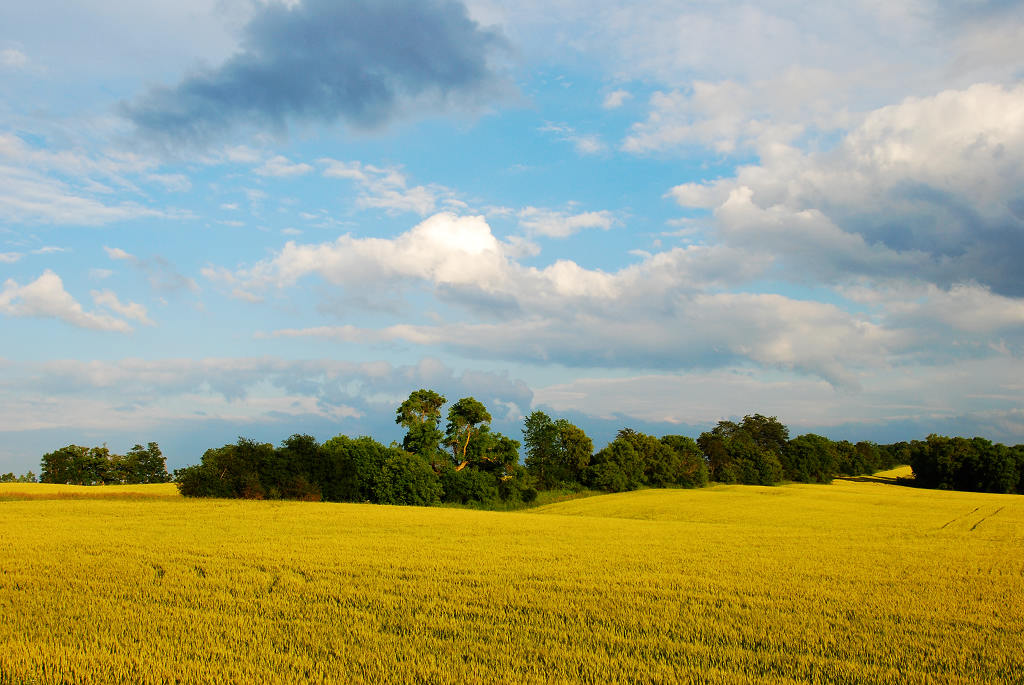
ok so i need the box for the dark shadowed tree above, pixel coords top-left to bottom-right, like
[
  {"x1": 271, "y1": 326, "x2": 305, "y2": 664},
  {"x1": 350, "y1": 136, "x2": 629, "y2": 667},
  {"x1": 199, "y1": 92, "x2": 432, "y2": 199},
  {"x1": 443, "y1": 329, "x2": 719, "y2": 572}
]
[{"x1": 660, "y1": 435, "x2": 709, "y2": 488}]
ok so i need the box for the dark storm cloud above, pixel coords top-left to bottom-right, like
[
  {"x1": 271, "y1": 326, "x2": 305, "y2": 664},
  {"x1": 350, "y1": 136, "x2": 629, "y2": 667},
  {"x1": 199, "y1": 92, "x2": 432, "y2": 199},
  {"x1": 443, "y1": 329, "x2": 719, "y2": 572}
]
[{"x1": 122, "y1": 0, "x2": 507, "y2": 145}]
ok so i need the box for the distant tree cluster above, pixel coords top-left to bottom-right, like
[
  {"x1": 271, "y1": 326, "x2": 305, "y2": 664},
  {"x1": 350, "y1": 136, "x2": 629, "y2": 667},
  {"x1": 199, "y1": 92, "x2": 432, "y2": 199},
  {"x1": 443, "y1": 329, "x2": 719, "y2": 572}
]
[
  {"x1": 697, "y1": 414, "x2": 902, "y2": 486},
  {"x1": 0, "y1": 471, "x2": 37, "y2": 483},
  {"x1": 175, "y1": 391, "x2": 534, "y2": 506},
  {"x1": 36, "y1": 397, "x2": 1021, "y2": 503},
  {"x1": 40, "y1": 443, "x2": 170, "y2": 485},
  {"x1": 523, "y1": 412, "x2": 708, "y2": 493},
  {"x1": 901, "y1": 435, "x2": 1024, "y2": 494}
]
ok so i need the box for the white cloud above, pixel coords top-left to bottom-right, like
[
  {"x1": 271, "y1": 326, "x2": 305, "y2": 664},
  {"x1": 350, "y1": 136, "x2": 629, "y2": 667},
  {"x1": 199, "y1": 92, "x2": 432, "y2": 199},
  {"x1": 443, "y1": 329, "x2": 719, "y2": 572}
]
[
  {"x1": 91, "y1": 289, "x2": 155, "y2": 326},
  {"x1": 255, "y1": 155, "x2": 314, "y2": 177},
  {"x1": 518, "y1": 207, "x2": 616, "y2": 238},
  {"x1": 0, "y1": 252, "x2": 22, "y2": 263},
  {"x1": 540, "y1": 122, "x2": 607, "y2": 155},
  {"x1": 104, "y1": 246, "x2": 135, "y2": 261},
  {"x1": 669, "y1": 83, "x2": 1024, "y2": 296},
  {"x1": 0, "y1": 48, "x2": 29, "y2": 70},
  {"x1": 147, "y1": 173, "x2": 192, "y2": 192},
  {"x1": 0, "y1": 270, "x2": 133, "y2": 332},
  {"x1": 603, "y1": 89, "x2": 632, "y2": 109},
  {"x1": 0, "y1": 163, "x2": 174, "y2": 226},
  {"x1": 319, "y1": 158, "x2": 449, "y2": 215},
  {"x1": 0, "y1": 134, "x2": 195, "y2": 225},
  {"x1": 31, "y1": 246, "x2": 66, "y2": 255}
]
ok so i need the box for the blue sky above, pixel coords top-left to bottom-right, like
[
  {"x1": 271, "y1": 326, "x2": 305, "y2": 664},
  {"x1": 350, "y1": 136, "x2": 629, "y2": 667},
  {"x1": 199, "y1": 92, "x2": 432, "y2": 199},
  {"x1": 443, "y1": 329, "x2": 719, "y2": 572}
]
[{"x1": 2, "y1": 0, "x2": 1023, "y2": 473}]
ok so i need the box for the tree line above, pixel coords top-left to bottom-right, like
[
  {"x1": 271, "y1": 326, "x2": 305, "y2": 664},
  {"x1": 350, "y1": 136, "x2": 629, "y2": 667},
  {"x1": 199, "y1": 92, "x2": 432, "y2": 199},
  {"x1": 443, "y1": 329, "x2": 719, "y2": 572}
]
[
  {"x1": 38, "y1": 443, "x2": 171, "y2": 485},
  {"x1": 28, "y1": 391, "x2": 1024, "y2": 500},
  {"x1": 1, "y1": 471, "x2": 38, "y2": 483},
  {"x1": 900, "y1": 435, "x2": 1024, "y2": 494}
]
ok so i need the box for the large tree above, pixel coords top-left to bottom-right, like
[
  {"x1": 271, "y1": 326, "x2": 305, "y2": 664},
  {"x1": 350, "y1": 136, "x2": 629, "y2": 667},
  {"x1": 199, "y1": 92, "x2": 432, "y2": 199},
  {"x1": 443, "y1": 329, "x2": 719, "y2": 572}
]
[
  {"x1": 445, "y1": 397, "x2": 492, "y2": 470},
  {"x1": 396, "y1": 389, "x2": 447, "y2": 467}
]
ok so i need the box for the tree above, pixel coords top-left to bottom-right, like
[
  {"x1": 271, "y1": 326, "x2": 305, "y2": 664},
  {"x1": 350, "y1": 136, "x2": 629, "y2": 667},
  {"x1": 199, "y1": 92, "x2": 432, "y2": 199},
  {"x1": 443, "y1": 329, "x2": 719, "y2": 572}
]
[
  {"x1": 174, "y1": 438, "x2": 275, "y2": 499},
  {"x1": 554, "y1": 419, "x2": 592, "y2": 486},
  {"x1": 660, "y1": 435, "x2": 708, "y2": 488},
  {"x1": 523, "y1": 412, "x2": 592, "y2": 489},
  {"x1": 41, "y1": 445, "x2": 91, "y2": 485},
  {"x1": 784, "y1": 434, "x2": 836, "y2": 483},
  {"x1": 444, "y1": 397, "x2": 492, "y2": 470},
  {"x1": 741, "y1": 414, "x2": 790, "y2": 456},
  {"x1": 523, "y1": 410, "x2": 558, "y2": 487},
  {"x1": 586, "y1": 436, "x2": 643, "y2": 492},
  {"x1": 372, "y1": 450, "x2": 442, "y2": 506},
  {"x1": 320, "y1": 435, "x2": 391, "y2": 502},
  {"x1": 396, "y1": 389, "x2": 447, "y2": 468},
  {"x1": 126, "y1": 442, "x2": 171, "y2": 484}
]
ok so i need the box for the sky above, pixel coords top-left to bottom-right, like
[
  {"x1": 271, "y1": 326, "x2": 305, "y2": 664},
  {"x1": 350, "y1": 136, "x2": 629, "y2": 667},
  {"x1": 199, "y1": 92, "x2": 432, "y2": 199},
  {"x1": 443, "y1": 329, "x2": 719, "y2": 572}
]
[{"x1": 2, "y1": 0, "x2": 1023, "y2": 473}]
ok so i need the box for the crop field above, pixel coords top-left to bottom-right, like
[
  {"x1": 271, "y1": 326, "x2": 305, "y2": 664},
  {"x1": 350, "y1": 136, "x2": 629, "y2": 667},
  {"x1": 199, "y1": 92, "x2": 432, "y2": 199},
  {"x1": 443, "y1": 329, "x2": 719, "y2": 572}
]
[{"x1": 2, "y1": 468, "x2": 1022, "y2": 683}]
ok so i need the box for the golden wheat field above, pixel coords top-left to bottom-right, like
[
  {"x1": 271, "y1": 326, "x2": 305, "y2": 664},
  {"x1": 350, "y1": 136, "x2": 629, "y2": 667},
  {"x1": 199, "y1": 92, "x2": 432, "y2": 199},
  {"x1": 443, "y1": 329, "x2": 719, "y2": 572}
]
[{"x1": 2, "y1": 468, "x2": 1022, "y2": 684}]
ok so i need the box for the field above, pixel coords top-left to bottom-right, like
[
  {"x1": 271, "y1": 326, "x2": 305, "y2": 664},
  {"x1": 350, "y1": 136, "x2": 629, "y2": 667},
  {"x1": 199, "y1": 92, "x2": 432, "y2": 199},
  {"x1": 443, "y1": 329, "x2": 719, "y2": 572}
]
[{"x1": 1, "y1": 469, "x2": 1022, "y2": 683}]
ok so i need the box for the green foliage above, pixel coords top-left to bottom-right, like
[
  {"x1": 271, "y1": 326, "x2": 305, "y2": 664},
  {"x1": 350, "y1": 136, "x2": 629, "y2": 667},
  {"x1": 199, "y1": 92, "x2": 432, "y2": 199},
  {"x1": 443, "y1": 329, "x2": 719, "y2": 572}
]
[
  {"x1": 523, "y1": 410, "x2": 558, "y2": 486},
  {"x1": 907, "y1": 435, "x2": 1023, "y2": 494},
  {"x1": 587, "y1": 437, "x2": 643, "y2": 492},
  {"x1": 784, "y1": 434, "x2": 837, "y2": 483},
  {"x1": 660, "y1": 435, "x2": 709, "y2": 487},
  {"x1": 445, "y1": 396, "x2": 492, "y2": 466},
  {"x1": 698, "y1": 415, "x2": 788, "y2": 485},
  {"x1": 372, "y1": 451, "x2": 442, "y2": 506},
  {"x1": 523, "y1": 411, "x2": 593, "y2": 488},
  {"x1": 321, "y1": 435, "x2": 391, "y2": 502},
  {"x1": 396, "y1": 389, "x2": 447, "y2": 467},
  {"x1": 41, "y1": 443, "x2": 169, "y2": 485},
  {"x1": 439, "y1": 464, "x2": 500, "y2": 505},
  {"x1": 124, "y1": 443, "x2": 172, "y2": 484}
]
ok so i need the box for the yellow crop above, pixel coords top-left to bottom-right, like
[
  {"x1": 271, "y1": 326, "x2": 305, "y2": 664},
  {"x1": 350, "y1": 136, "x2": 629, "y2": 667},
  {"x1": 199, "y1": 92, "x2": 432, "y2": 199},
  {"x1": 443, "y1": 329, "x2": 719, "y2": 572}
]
[{"x1": 1, "y1": 467, "x2": 1021, "y2": 683}]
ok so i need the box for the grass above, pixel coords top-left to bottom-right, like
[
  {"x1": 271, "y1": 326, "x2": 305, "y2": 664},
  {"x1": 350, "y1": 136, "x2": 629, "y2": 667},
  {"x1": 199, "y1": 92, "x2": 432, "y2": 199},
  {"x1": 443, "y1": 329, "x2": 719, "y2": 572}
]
[{"x1": 1, "y1": 467, "x2": 1022, "y2": 683}]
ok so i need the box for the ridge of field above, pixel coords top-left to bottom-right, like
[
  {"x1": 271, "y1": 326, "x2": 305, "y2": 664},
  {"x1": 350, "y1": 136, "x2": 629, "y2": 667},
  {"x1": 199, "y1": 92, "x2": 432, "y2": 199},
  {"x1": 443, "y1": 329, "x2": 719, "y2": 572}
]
[
  {"x1": 529, "y1": 467, "x2": 921, "y2": 524},
  {"x1": 2, "y1": 472, "x2": 1022, "y2": 683},
  {"x1": 0, "y1": 482, "x2": 180, "y2": 501}
]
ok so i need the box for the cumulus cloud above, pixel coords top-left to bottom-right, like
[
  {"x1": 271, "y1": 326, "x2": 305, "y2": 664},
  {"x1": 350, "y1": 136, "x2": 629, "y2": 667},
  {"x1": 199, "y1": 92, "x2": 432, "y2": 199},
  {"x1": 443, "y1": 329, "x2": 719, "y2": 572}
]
[
  {"x1": 670, "y1": 83, "x2": 1024, "y2": 296},
  {"x1": 487, "y1": 1, "x2": 1020, "y2": 156},
  {"x1": 214, "y1": 211, "x2": 907, "y2": 385},
  {"x1": 122, "y1": 0, "x2": 509, "y2": 145},
  {"x1": 210, "y1": 204, "x2": 1024, "y2": 386},
  {"x1": 0, "y1": 270, "x2": 133, "y2": 332}
]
